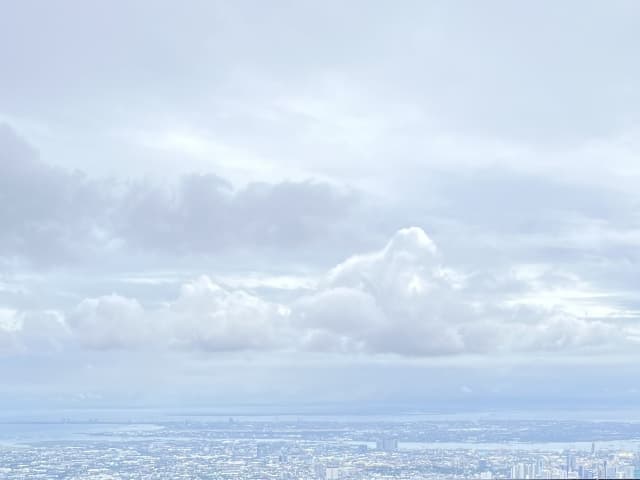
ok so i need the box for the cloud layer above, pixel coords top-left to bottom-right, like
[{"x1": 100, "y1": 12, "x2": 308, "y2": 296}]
[
  {"x1": 2, "y1": 1, "x2": 640, "y2": 406},
  {"x1": 1, "y1": 227, "x2": 632, "y2": 358},
  {"x1": 0, "y1": 124, "x2": 362, "y2": 267}
]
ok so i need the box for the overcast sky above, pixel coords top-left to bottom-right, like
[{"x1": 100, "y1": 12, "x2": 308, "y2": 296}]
[{"x1": 2, "y1": 0, "x2": 640, "y2": 410}]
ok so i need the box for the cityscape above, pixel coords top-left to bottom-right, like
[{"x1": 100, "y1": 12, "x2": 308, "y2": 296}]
[{"x1": 2, "y1": 413, "x2": 640, "y2": 479}]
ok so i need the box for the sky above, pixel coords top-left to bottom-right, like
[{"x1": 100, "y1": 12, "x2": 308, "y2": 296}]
[{"x1": 1, "y1": 0, "x2": 640, "y2": 411}]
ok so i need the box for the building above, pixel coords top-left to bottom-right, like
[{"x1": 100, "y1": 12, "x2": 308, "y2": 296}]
[{"x1": 376, "y1": 437, "x2": 398, "y2": 452}]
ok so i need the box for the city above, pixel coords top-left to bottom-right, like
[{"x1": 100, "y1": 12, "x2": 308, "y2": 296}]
[{"x1": 1, "y1": 414, "x2": 640, "y2": 479}]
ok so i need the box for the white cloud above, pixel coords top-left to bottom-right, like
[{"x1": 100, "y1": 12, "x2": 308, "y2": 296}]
[
  {"x1": 67, "y1": 295, "x2": 146, "y2": 350},
  {"x1": 56, "y1": 276, "x2": 291, "y2": 353},
  {"x1": 292, "y1": 228, "x2": 631, "y2": 356},
  {"x1": 0, "y1": 308, "x2": 69, "y2": 354},
  {"x1": 166, "y1": 276, "x2": 291, "y2": 352},
  {"x1": 4, "y1": 228, "x2": 629, "y2": 358}
]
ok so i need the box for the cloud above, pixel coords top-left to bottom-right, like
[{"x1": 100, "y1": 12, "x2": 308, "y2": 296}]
[
  {"x1": 67, "y1": 295, "x2": 146, "y2": 350},
  {"x1": 3, "y1": 1, "x2": 640, "y2": 145},
  {"x1": 167, "y1": 276, "x2": 290, "y2": 352},
  {"x1": 55, "y1": 276, "x2": 291, "y2": 353},
  {"x1": 0, "y1": 124, "x2": 361, "y2": 267},
  {"x1": 118, "y1": 174, "x2": 358, "y2": 255},
  {"x1": 0, "y1": 124, "x2": 115, "y2": 266},
  {"x1": 0, "y1": 307, "x2": 69, "y2": 354},
  {"x1": 293, "y1": 227, "x2": 630, "y2": 356},
  {"x1": 2, "y1": 0, "x2": 640, "y2": 406},
  {"x1": 2, "y1": 228, "x2": 632, "y2": 358},
  {"x1": 0, "y1": 308, "x2": 20, "y2": 352}
]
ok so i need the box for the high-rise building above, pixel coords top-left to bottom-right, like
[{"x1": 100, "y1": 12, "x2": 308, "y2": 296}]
[
  {"x1": 256, "y1": 443, "x2": 269, "y2": 458},
  {"x1": 621, "y1": 465, "x2": 635, "y2": 479},
  {"x1": 511, "y1": 463, "x2": 526, "y2": 479},
  {"x1": 566, "y1": 453, "x2": 576, "y2": 475},
  {"x1": 376, "y1": 437, "x2": 398, "y2": 452},
  {"x1": 579, "y1": 467, "x2": 593, "y2": 479},
  {"x1": 313, "y1": 462, "x2": 326, "y2": 480},
  {"x1": 325, "y1": 463, "x2": 341, "y2": 480}
]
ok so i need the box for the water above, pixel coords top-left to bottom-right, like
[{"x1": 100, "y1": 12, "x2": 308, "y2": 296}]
[{"x1": 2, "y1": 408, "x2": 640, "y2": 452}]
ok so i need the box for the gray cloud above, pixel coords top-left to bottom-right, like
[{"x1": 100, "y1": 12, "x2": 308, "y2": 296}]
[
  {"x1": 118, "y1": 174, "x2": 358, "y2": 255},
  {"x1": 2, "y1": 1, "x2": 639, "y2": 146},
  {"x1": 0, "y1": 124, "x2": 114, "y2": 266},
  {"x1": 0, "y1": 124, "x2": 362, "y2": 267}
]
